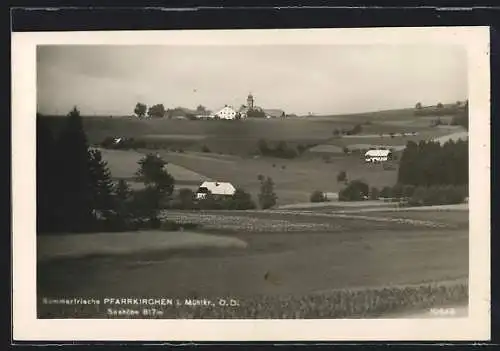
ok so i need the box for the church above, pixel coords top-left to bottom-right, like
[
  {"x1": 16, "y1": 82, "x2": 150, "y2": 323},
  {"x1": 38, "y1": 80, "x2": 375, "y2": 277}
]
[
  {"x1": 239, "y1": 93, "x2": 286, "y2": 119},
  {"x1": 212, "y1": 93, "x2": 286, "y2": 120}
]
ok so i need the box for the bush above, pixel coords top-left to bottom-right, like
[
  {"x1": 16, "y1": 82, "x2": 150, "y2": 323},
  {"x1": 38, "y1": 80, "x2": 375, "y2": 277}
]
[
  {"x1": 369, "y1": 187, "x2": 380, "y2": 200},
  {"x1": 257, "y1": 139, "x2": 298, "y2": 159},
  {"x1": 229, "y1": 189, "x2": 257, "y2": 210},
  {"x1": 310, "y1": 190, "x2": 327, "y2": 203},
  {"x1": 351, "y1": 124, "x2": 362, "y2": 135},
  {"x1": 343, "y1": 147, "x2": 350, "y2": 154},
  {"x1": 391, "y1": 183, "x2": 404, "y2": 199},
  {"x1": 337, "y1": 170, "x2": 347, "y2": 182},
  {"x1": 184, "y1": 189, "x2": 257, "y2": 211},
  {"x1": 402, "y1": 184, "x2": 416, "y2": 198},
  {"x1": 339, "y1": 180, "x2": 369, "y2": 201},
  {"x1": 258, "y1": 176, "x2": 277, "y2": 209},
  {"x1": 380, "y1": 186, "x2": 392, "y2": 198},
  {"x1": 171, "y1": 188, "x2": 196, "y2": 210},
  {"x1": 408, "y1": 185, "x2": 467, "y2": 206},
  {"x1": 202, "y1": 145, "x2": 211, "y2": 153}
]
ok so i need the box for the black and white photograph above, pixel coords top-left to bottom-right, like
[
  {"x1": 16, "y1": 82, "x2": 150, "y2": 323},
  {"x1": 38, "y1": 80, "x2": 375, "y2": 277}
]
[{"x1": 12, "y1": 27, "x2": 490, "y2": 341}]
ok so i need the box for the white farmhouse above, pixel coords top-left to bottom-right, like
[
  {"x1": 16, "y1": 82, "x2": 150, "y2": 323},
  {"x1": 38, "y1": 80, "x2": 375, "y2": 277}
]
[
  {"x1": 196, "y1": 181, "x2": 236, "y2": 199},
  {"x1": 364, "y1": 149, "x2": 392, "y2": 163},
  {"x1": 213, "y1": 106, "x2": 241, "y2": 120}
]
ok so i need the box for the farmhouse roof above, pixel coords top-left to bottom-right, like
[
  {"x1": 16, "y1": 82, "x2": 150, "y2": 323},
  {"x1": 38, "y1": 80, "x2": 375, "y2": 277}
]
[
  {"x1": 213, "y1": 105, "x2": 238, "y2": 113},
  {"x1": 263, "y1": 109, "x2": 285, "y2": 117},
  {"x1": 365, "y1": 149, "x2": 392, "y2": 157},
  {"x1": 198, "y1": 181, "x2": 236, "y2": 195}
]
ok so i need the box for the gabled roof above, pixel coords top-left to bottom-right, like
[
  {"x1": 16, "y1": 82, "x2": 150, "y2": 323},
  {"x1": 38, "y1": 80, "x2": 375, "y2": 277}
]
[
  {"x1": 198, "y1": 181, "x2": 236, "y2": 195},
  {"x1": 263, "y1": 109, "x2": 285, "y2": 117},
  {"x1": 215, "y1": 106, "x2": 237, "y2": 113},
  {"x1": 365, "y1": 149, "x2": 392, "y2": 157}
]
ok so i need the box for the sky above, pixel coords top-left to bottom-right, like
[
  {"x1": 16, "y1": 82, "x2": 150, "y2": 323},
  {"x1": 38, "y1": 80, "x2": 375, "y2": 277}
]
[{"x1": 37, "y1": 45, "x2": 467, "y2": 116}]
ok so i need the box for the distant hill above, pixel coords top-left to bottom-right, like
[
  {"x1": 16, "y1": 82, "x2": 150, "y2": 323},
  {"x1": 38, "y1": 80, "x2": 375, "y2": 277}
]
[{"x1": 311, "y1": 102, "x2": 466, "y2": 122}]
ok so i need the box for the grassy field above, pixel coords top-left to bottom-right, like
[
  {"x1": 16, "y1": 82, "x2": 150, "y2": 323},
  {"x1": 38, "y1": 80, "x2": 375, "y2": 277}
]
[
  {"x1": 157, "y1": 151, "x2": 398, "y2": 205},
  {"x1": 37, "y1": 109, "x2": 469, "y2": 318},
  {"x1": 357, "y1": 209, "x2": 469, "y2": 227},
  {"x1": 44, "y1": 116, "x2": 353, "y2": 155},
  {"x1": 42, "y1": 113, "x2": 465, "y2": 156},
  {"x1": 99, "y1": 148, "x2": 210, "y2": 186},
  {"x1": 38, "y1": 231, "x2": 248, "y2": 262},
  {"x1": 42, "y1": 114, "x2": 466, "y2": 205},
  {"x1": 37, "y1": 208, "x2": 468, "y2": 318},
  {"x1": 95, "y1": 145, "x2": 399, "y2": 205},
  {"x1": 317, "y1": 127, "x2": 464, "y2": 153}
]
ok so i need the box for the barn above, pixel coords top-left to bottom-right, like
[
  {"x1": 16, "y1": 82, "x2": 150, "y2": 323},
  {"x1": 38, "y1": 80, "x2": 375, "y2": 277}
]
[
  {"x1": 364, "y1": 149, "x2": 392, "y2": 163},
  {"x1": 196, "y1": 181, "x2": 236, "y2": 199}
]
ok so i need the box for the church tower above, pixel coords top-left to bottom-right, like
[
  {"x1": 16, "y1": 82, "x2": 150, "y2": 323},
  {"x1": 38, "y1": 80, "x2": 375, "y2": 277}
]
[{"x1": 247, "y1": 93, "x2": 254, "y2": 110}]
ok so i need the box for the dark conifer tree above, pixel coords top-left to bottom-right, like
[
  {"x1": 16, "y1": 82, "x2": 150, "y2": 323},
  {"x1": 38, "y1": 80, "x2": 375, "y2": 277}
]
[
  {"x1": 36, "y1": 114, "x2": 58, "y2": 233},
  {"x1": 53, "y1": 107, "x2": 94, "y2": 232},
  {"x1": 398, "y1": 139, "x2": 468, "y2": 187},
  {"x1": 113, "y1": 179, "x2": 133, "y2": 227},
  {"x1": 88, "y1": 148, "x2": 115, "y2": 220},
  {"x1": 397, "y1": 141, "x2": 418, "y2": 185}
]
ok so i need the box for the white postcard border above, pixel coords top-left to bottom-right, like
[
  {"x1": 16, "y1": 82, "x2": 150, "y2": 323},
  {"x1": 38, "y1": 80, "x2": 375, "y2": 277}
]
[{"x1": 12, "y1": 27, "x2": 491, "y2": 341}]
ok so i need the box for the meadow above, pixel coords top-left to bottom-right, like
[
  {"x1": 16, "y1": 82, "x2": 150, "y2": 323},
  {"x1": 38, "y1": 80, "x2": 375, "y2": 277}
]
[
  {"x1": 37, "y1": 208, "x2": 468, "y2": 318},
  {"x1": 156, "y1": 151, "x2": 398, "y2": 205},
  {"x1": 44, "y1": 113, "x2": 464, "y2": 156},
  {"x1": 37, "y1": 110, "x2": 469, "y2": 318},
  {"x1": 49, "y1": 112, "x2": 467, "y2": 205}
]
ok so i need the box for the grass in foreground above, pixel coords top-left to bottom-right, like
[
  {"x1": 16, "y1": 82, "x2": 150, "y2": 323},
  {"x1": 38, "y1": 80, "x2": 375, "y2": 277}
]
[
  {"x1": 37, "y1": 230, "x2": 248, "y2": 262},
  {"x1": 37, "y1": 279, "x2": 468, "y2": 319}
]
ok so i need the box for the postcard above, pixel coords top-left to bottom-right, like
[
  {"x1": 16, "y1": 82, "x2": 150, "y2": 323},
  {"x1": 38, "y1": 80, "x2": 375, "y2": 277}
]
[{"x1": 12, "y1": 26, "x2": 490, "y2": 341}]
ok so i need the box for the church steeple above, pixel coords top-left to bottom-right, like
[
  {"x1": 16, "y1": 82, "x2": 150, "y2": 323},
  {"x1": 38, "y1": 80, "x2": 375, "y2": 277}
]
[{"x1": 247, "y1": 93, "x2": 254, "y2": 110}]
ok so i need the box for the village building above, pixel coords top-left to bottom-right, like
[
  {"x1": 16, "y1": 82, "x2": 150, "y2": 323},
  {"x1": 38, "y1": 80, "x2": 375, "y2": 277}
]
[
  {"x1": 263, "y1": 109, "x2": 286, "y2": 118},
  {"x1": 239, "y1": 93, "x2": 286, "y2": 119},
  {"x1": 364, "y1": 149, "x2": 392, "y2": 163},
  {"x1": 196, "y1": 181, "x2": 236, "y2": 200},
  {"x1": 213, "y1": 106, "x2": 241, "y2": 120}
]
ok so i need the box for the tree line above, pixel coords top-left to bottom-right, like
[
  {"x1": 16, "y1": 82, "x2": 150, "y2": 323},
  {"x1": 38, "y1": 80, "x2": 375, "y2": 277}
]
[
  {"x1": 37, "y1": 107, "x2": 179, "y2": 234},
  {"x1": 37, "y1": 108, "x2": 278, "y2": 234},
  {"x1": 397, "y1": 139, "x2": 468, "y2": 187},
  {"x1": 310, "y1": 138, "x2": 468, "y2": 206},
  {"x1": 134, "y1": 102, "x2": 211, "y2": 119},
  {"x1": 414, "y1": 100, "x2": 467, "y2": 117},
  {"x1": 257, "y1": 139, "x2": 312, "y2": 159}
]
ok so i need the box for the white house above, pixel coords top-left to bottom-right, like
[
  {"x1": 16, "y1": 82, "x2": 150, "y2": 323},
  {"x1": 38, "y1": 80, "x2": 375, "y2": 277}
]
[
  {"x1": 196, "y1": 181, "x2": 236, "y2": 199},
  {"x1": 213, "y1": 106, "x2": 240, "y2": 120},
  {"x1": 364, "y1": 149, "x2": 392, "y2": 163}
]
